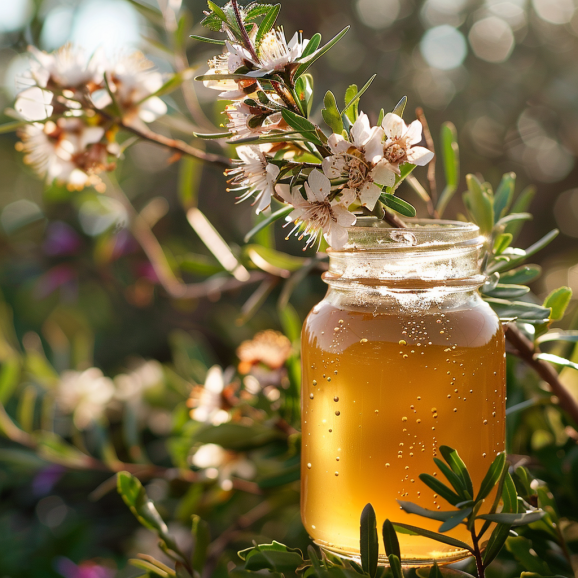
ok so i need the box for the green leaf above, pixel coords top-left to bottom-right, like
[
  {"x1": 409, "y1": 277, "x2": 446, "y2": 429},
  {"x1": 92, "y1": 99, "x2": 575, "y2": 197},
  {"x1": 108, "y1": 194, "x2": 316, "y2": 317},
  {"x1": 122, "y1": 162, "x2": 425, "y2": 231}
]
[
  {"x1": 191, "y1": 515, "x2": 210, "y2": 575},
  {"x1": 344, "y1": 84, "x2": 359, "y2": 123},
  {"x1": 438, "y1": 508, "x2": 472, "y2": 533},
  {"x1": 246, "y1": 3, "x2": 276, "y2": 21},
  {"x1": 244, "y1": 206, "x2": 293, "y2": 243},
  {"x1": 494, "y1": 233, "x2": 513, "y2": 255},
  {"x1": 192, "y1": 130, "x2": 234, "y2": 139},
  {"x1": 476, "y1": 453, "x2": 507, "y2": 502},
  {"x1": 482, "y1": 473, "x2": 517, "y2": 566},
  {"x1": 493, "y1": 172, "x2": 516, "y2": 222},
  {"x1": 496, "y1": 212, "x2": 533, "y2": 229},
  {"x1": 392, "y1": 523, "x2": 473, "y2": 552},
  {"x1": 293, "y1": 33, "x2": 321, "y2": 79},
  {"x1": 382, "y1": 519, "x2": 400, "y2": 559},
  {"x1": 433, "y1": 458, "x2": 467, "y2": 498},
  {"x1": 388, "y1": 554, "x2": 403, "y2": 578},
  {"x1": 360, "y1": 503, "x2": 378, "y2": 578},
  {"x1": 543, "y1": 286, "x2": 572, "y2": 321},
  {"x1": 322, "y1": 91, "x2": 343, "y2": 134},
  {"x1": 418, "y1": 474, "x2": 462, "y2": 506},
  {"x1": 536, "y1": 331, "x2": 578, "y2": 344},
  {"x1": 499, "y1": 265, "x2": 541, "y2": 285},
  {"x1": 295, "y1": 74, "x2": 314, "y2": 117},
  {"x1": 482, "y1": 284, "x2": 530, "y2": 299},
  {"x1": 535, "y1": 353, "x2": 578, "y2": 371},
  {"x1": 477, "y1": 511, "x2": 545, "y2": 526},
  {"x1": 0, "y1": 357, "x2": 21, "y2": 405},
  {"x1": 207, "y1": 1, "x2": 228, "y2": 24},
  {"x1": 239, "y1": 542, "x2": 304, "y2": 573},
  {"x1": 194, "y1": 423, "x2": 284, "y2": 451},
  {"x1": 505, "y1": 186, "x2": 536, "y2": 238},
  {"x1": 117, "y1": 472, "x2": 182, "y2": 556},
  {"x1": 392, "y1": 96, "x2": 407, "y2": 118},
  {"x1": 381, "y1": 194, "x2": 417, "y2": 217},
  {"x1": 294, "y1": 27, "x2": 350, "y2": 79},
  {"x1": 398, "y1": 501, "x2": 460, "y2": 522},
  {"x1": 245, "y1": 244, "x2": 306, "y2": 274},
  {"x1": 255, "y1": 4, "x2": 281, "y2": 46},
  {"x1": 342, "y1": 75, "x2": 376, "y2": 121},
  {"x1": 428, "y1": 563, "x2": 443, "y2": 578},
  {"x1": 464, "y1": 174, "x2": 494, "y2": 236},
  {"x1": 189, "y1": 34, "x2": 226, "y2": 45},
  {"x1": 439, "y1": 446, "x2": 473, "y2": 499},
  {"x1": 484, "y1": 299, "x2": 551, "y2": 322},
  {"x1": 506, "y1": 537, "x2": 552, "y2": 575},
  {"x1": 437, "y1": 122, "x2": 459, "y2": 217},
  {"x1": 524, "y1": 230, "x2": 559, "y2": 259},
  {"x1": 280, "y1": 109, "x2": 324, "y2": 146}
]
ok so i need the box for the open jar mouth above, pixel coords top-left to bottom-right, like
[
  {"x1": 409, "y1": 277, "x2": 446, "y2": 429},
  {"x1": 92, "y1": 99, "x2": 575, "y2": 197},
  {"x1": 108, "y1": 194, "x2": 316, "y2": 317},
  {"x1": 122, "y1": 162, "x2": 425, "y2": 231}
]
[
  {"x1": 324, "y1": 217, "x2": 487, "y2": 289},
  {"x1": 329, "y1": 217, "x2": 486, "y2": 254}
]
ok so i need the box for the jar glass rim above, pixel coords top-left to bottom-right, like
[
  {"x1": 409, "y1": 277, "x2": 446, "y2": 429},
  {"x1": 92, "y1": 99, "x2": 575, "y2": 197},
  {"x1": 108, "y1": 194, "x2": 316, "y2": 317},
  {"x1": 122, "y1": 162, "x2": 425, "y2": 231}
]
[{"x1": 330, "y1": 217, "x2": 484, "y2": 253}]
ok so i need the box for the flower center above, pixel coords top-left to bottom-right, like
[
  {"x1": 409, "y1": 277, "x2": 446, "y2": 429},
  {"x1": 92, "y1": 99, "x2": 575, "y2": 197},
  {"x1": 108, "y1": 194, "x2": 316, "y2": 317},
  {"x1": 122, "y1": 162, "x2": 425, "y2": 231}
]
[
  {"x1": 347, "y1": 158, "x2": 370, "y2": 189},
  {"x1": 384, "y1": 142, "x2": 407, "y2": 164}
]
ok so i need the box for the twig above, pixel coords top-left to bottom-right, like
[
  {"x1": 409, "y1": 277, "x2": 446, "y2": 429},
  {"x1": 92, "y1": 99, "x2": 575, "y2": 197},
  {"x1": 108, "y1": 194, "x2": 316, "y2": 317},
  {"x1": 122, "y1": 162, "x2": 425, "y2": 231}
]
[
  {"x1": 505, "y1": 324, "x2": 578, "y2": 426},
  {"x1": 416, "y1": 107, "x2": 438, "y2": 206},
  {"x1": 231, "y1": 0, "x2": 260, "y2": 63},
  {"x1": 471, "y1": 529, "x2": 485, "y2": 577},
  {"x1": 114, "y1": 117, "x2": 231, "y2": 168}
]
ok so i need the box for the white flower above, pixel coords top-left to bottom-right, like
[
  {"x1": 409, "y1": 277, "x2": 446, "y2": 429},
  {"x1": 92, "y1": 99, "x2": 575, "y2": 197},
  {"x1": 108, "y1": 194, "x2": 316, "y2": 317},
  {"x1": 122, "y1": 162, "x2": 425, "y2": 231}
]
[
  {"x1": 225, "y1": 101, "x2": 283, "y2": 141},
  {"x1": 55, "y1": 368, "x2": 115, "y2": 429},
  {"x1": 93, "y1": 52, "x2": 167, "y2": 125},
  {"x1": 277, "y1": 169, "x2": 357, "y2": 250},
  {"x1": 227, "y1": 145, "x2": 280, "y2": 213},
  {"x1": 322, "y1": 112, "x2": 395, "y2": 211},
  {"x1": 26, "y1": 44, "x2": 105, "y2": 90},
  {"x1": 17, "y1": 118, "x2": 106, "y2": 189},
  {"x1": 248, "y1": 30, "x2": 309, "y2": 77},
  {"x1": 203, "y1": 41, "x2": 258, "y2": 100},
  {"x1": 15, "y1": 86, "x2": 55, "y2": 122},
  {"x1": 380, "y1": 113, "x2": 435, "y2": 172},
  {"x1": 188, "y1": 366, "x2": 231, "y2": 426},
  {"x1": 114, "y1": 359, "x2": 163, "y2": 403}
]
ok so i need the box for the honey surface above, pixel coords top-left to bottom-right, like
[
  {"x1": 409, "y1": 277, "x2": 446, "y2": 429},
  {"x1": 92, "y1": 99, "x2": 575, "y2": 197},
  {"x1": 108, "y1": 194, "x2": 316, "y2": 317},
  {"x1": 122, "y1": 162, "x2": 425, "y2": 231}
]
[{"x1": 301, "y1": 300, "x2": 506, "y2": 563}]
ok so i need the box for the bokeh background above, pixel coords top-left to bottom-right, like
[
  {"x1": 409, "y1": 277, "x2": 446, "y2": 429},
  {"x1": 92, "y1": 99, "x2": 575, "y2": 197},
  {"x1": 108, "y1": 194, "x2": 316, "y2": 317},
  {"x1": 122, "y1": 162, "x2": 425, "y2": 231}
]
[{"x1": 1, "y1": 0, "x2": 578, "y2": 576}]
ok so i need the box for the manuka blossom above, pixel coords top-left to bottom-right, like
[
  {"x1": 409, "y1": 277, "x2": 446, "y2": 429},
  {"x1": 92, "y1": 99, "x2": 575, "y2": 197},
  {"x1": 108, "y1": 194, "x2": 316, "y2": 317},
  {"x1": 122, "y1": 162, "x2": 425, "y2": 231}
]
[
  {"x1": 380, "y1": 113, "x2": 435, "y2": 173},
  {"x1": 225, "y1": 101, "x2": 283, "y2": 140},
  {"x1": 277, "y1": 169, "x2": 356, "y2": 250},
  {"x1": 55, "y1": 368, "x2": 115, "y2": 429},
  {"x1": 187, "y1": 366, "x2": 234, "y2": 426},
  {"x1": 322, "y1": 113, "x2": 397, "y2": 211},
  {"x1": 249, "y1": 29, "x2": 309, "y2": 77},
  {"x1": 227, "y1": 145, "x2": 280, "y2": 213},
  {"x1": 93, "y1": 52, "x2": 167, "y2": 125},
  {"x1": 17, "y1": 119, "x2": 110, "y2": 189}
]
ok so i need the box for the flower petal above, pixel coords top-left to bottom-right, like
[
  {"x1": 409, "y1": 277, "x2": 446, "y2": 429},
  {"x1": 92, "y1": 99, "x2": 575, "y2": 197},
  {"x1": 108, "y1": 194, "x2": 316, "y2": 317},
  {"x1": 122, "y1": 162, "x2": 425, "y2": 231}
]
[
  {"x1": 404, "y1": 120, "x2": 424, "y2": 146},
  {"x1": 322, "y1": 155, "x2": 346, "y2": 179},
  {"x1": 333, "y1": 205, "x2": 357, "y2": 227},
  {"x1": 407, "y1": 146, "x2": 435, "y2": 166},
  {"x1": 382, "y1": 112, "x2": 406, "y2": 140},
  {"x1": 371, "y1": 161, "x2": 396, "y2": 187},
  {"x1": 337, "y1": 187, "x2": 357, "y2": 208},
  {"x1": 358, "y1": 182, "x2": 383, "y2": 210},
  {"x1": 351, "y1": 112, "x2": 371, "y2": 146},
  {"x1": 327, "y1": 133, "x2": 349, "y2": 154},
  {"x1": 364, "y1": 126, "x2": 385, "y2": 164},
  {"x1": 306, "y1": 169, "x2": 331, "y2": 203}
]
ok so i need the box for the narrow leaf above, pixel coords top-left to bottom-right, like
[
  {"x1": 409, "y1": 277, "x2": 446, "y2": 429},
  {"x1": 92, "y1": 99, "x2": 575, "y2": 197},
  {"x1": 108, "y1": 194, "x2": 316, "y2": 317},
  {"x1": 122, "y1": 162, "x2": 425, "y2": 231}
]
[
  {"x1": 392, "y1": 523, "x2": 473, "y2": 552},
  {"x1": 189, "y1": 34, "x2": 226, "y2": 45},
  {"x1": 294, "y1": 27, "x2": 350, "y2": 78},
  {"x1": 437, "y1": 122, "x2": 459, "y2": 217},
  {"x1": 398, "y1": 501, "x2": 460, "y2": 522},
  {"x1": 392, "y1": 96, "x2": 407, "y2": 118},
  {"x1": 381, "y1": 194, "x2": 417, "y2": 217},
  {"x1": 360, "y1": 503, "x2": 378, "y2": 578},
  {"x1": 382, "y1": 519, "x2": 400, "y2": 558},
  {"x1": 535, "y1": 353, "x2": 578, "y2": 371},
  {"x1": 477, "y1": 511, "x2": 545, "y2": 526},
  {"x1": 255, "y1": 4, "x2": 281, "y2": 46},
  {"x1": 439, "y1": 446, "x2": 474, "y2": 499},
  {"x1": 388, "y1": 554, "x2": 403, "y2": 578},
  {"x1": 342, "y1": 75, "x2": 376, "y2": 120},
  {"x1": 438, "y1": 508, "x2": 472, "y2": 533},
  {"x1": 543, "y1": 286, "x2": 572, "y2": 321},
  {"x1": 493, "y1": 172, "x2": 516, "y2": 222},
  {"x1": 419, "y1": 474, "x2": 462, "y2": 506},
  {"x1": 244, "y1": 206, "x2": 293, "y2": 243},
  {"x1": 476, "y1": 453, "x2": 506, "y2": 502}
]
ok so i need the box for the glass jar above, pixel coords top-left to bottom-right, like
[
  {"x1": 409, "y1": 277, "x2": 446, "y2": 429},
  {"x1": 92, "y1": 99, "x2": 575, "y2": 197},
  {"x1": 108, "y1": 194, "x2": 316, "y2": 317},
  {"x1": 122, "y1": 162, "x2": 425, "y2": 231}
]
[{"x1": 301, "y1": 218, "x2": 506, "y2": 566}]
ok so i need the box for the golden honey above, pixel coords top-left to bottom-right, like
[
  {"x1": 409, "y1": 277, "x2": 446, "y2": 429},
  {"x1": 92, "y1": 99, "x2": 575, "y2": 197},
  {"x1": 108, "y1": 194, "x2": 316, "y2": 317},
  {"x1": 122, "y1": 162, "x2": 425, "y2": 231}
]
[{"x1": 300, "y1": 219, "x2": 506, "y2": 565}]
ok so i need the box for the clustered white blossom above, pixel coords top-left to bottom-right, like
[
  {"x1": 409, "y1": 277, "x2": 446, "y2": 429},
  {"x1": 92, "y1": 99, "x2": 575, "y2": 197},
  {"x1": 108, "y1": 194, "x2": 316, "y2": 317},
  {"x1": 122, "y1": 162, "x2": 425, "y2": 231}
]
[
  {"x1": 14, "y1": 44, "x2": 167, "y2": 190},
  {"x1": 201, "y1": 4, "x2": 435, "y2": 249}
]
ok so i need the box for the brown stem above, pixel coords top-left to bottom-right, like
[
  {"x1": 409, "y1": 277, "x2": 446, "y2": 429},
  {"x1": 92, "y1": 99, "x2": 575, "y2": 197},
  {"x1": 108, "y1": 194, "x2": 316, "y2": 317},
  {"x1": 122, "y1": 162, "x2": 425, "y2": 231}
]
[
  {"x1": 114, "y1": 117, "x2": 231, "y2": 168},
  {"x1": 416, "y1": 107, "x2": 438, "y2": 206},
  {"x1": 505, "y1": 324, "x2": 578, "y2": 426},
  {"x1": 231, "y1": 0, "x2": 260, "y2": 63},
  {"x1": 471, "y1": 529, "x2": 485, "y2": 578}
]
